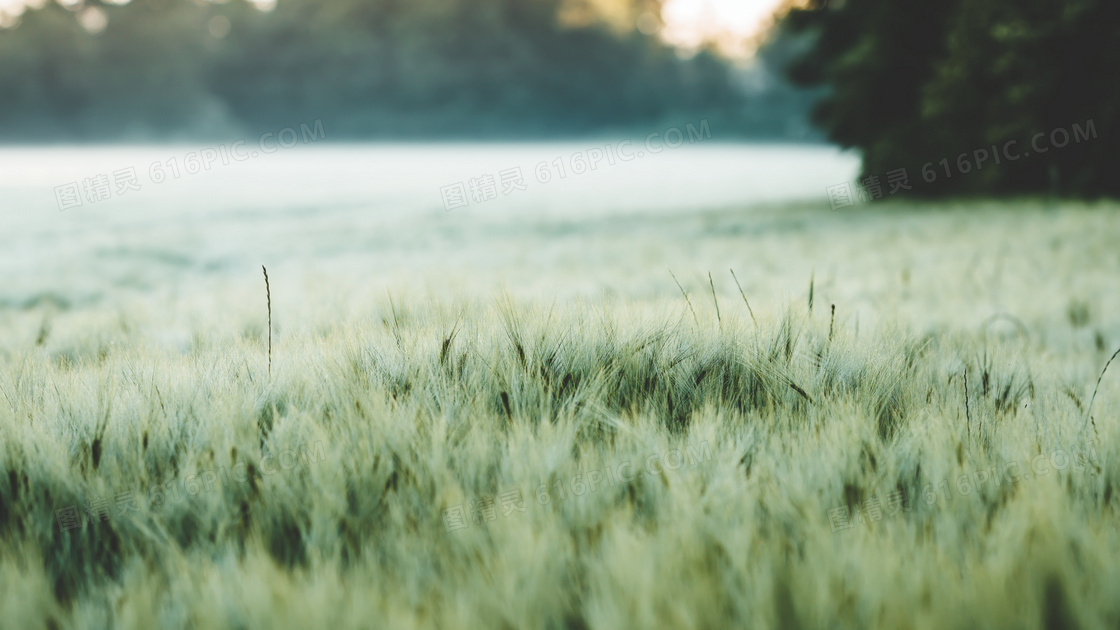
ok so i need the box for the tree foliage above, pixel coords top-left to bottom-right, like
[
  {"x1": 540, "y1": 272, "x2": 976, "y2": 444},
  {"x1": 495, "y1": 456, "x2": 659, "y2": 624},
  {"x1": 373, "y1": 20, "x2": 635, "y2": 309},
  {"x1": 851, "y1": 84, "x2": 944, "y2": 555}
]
[
  {"x1": 0, "y1": 0, "x2": 764, "y2": 140},
  {"x1": 783, "y1": 0, "x2": 1118, "y2": 198}
]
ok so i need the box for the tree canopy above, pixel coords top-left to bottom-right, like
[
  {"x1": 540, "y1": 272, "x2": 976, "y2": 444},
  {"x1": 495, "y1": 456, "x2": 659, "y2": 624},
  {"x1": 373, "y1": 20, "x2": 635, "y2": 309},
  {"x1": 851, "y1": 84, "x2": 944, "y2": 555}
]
[
  {"x1": 0, "y1": 0, "x2": 817, "y2": 142},
  {"x1": 783, "y1": 0, "x2": 1117, "y2": 198}
]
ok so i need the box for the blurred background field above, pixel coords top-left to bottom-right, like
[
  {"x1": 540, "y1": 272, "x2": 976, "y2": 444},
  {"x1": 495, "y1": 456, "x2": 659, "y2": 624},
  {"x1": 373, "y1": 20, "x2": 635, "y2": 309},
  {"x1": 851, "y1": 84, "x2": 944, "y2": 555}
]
[
  {"x1": 2, "y1": 137, "x2": 1117, "y2": 356},
  {"x1": 1, "y1": 142, "x2": 857, "y2": 308},
  {"x1": 1, "y1": 135, "x2": 1116, "y2": 393}
]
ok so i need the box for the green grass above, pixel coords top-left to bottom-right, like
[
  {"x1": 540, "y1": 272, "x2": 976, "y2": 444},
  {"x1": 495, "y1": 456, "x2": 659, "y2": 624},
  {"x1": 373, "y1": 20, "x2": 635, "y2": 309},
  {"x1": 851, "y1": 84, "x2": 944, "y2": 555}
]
[
  {"x1": 3, "y1": 198, "x2": 1120, "y2": 628},
  {"x1": 0, "y1": 294, "x2": 1118, "y2": 629}
]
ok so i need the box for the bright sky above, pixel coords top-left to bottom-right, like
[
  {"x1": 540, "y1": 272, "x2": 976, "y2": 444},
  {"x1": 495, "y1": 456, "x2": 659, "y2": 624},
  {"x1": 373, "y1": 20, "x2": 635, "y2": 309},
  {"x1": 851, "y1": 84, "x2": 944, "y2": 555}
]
[
  {"x1": 0, "y1": 0, "x2": 788, "y2": 54},
  {"x1": 661, "y1": 0, "x2": 787, "y2": 55}
]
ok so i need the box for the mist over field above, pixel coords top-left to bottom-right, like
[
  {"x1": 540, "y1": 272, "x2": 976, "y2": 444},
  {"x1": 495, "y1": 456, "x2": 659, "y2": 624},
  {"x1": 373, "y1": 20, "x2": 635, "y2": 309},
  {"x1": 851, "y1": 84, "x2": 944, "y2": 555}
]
[{"x1": 1, "y1": 1, "x2": 1119, "y2": 629}]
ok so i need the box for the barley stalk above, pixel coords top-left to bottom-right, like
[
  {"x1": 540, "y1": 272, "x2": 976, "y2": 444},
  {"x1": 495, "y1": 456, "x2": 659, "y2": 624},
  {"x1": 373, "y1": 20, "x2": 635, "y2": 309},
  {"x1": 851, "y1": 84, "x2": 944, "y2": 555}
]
[
  {"x1": 964, "y1": 367, "x2": 971, "y2": 444},
  {"x1": 808, "y1": 269, "x2": 815, "y2": 315},
  {"x1": 729, "y1": 268, "x2": 757, "y2": 326},
  {"x1": 263, "y1": 265, "x2": 271, "y2": 378},
  {"x1": 669, "y1": 269, "x2": 699, "y2": 326},
  {"x1": 708, "y1": 272, "x2": 721, "y2": 330},
  {"x1": 1083, "y1": 346, "x2": 1120, "y2": 439}
]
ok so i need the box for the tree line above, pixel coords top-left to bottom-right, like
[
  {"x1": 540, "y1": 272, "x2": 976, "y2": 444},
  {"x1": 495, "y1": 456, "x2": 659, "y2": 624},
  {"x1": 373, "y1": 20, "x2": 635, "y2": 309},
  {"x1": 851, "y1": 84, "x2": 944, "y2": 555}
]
[{"x1": 0, "y1": 0, "x2": 818, "y2": 142}]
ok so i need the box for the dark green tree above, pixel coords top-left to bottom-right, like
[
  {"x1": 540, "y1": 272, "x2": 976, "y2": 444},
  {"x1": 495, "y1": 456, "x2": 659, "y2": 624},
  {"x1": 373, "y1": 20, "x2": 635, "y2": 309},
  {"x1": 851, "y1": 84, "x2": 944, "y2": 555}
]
[{"x1": 782, "y1": 0, "x2": 1117, "y2": 198}]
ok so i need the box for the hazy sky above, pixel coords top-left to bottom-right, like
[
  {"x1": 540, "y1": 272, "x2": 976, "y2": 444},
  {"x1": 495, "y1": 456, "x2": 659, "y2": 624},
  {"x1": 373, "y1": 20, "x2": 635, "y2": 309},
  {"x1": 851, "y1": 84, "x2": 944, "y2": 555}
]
[
  {"x1": 663, "y1": 0, "x2": 785, "y2": 53},
  {"x1": 0, "y1": 0, "x2": 787, "y2": 53}
]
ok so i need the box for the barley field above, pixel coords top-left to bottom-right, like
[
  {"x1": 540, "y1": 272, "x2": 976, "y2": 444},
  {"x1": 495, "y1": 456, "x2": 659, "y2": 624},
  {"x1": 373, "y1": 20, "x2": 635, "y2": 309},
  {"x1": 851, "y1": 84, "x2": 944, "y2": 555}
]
[{"x1": 2, "y1": 146, "x2": 1119, "y2": 629}]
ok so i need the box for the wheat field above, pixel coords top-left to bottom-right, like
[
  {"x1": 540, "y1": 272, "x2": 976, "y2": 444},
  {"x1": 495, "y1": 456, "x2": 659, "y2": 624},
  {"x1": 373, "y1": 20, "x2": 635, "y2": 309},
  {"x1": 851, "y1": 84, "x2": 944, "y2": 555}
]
[{"x1": 1, "y1": 195, "x2": 1119, "y2": 629}]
